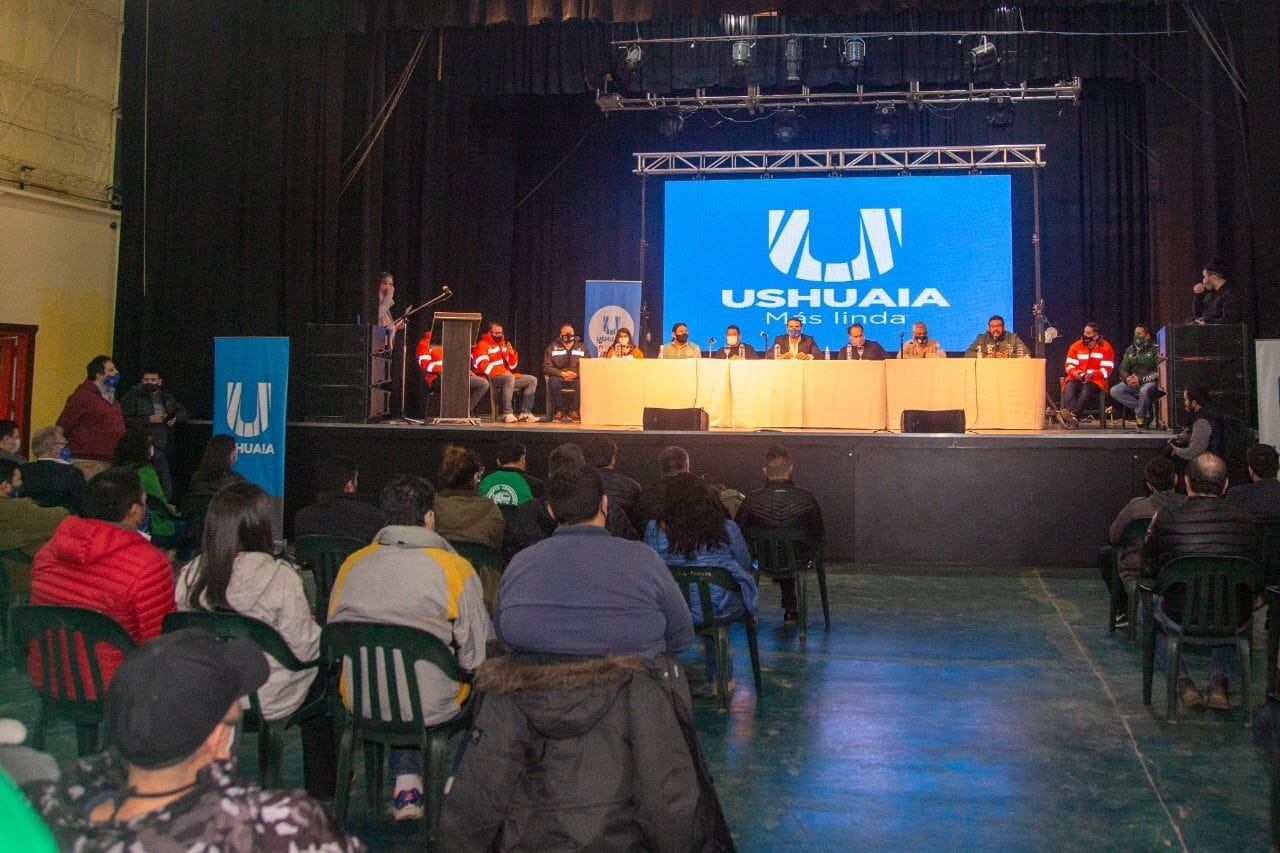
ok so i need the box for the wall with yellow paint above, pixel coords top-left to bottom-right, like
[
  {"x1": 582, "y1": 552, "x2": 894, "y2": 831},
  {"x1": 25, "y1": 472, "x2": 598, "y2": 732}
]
[{"x1": 0, "y1": 188, "x2": 120, "y2": 438}]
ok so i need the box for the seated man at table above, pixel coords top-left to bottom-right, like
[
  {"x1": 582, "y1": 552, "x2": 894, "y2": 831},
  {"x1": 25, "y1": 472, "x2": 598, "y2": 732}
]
[
  {"x1": 899, "y1": 322, "x2": 947, "y2": 358},
  {"x1": 542, "y1": 323, "x2": 586, "y2": 423},
  {"x1": 711, "y1": 325, "x2": 756, "y2": 360},
  {"x1": 836, "y1": 324, "x2": 887, "y2": 361},
  {"x1": 964, "y1": 315, "x2": 1030, "y2": 358},
  {"x1": 660, "y1": 323, "x2": 701, "y2": 359},
  {"x1": 767, "y1": 317, "x2": 820, "y2": 360}
]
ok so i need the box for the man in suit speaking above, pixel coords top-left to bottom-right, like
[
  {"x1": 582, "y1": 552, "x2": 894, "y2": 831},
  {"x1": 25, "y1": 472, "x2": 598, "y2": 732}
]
[{"x1": 767, "y1": 317, "x2": 822, "y2": 360}]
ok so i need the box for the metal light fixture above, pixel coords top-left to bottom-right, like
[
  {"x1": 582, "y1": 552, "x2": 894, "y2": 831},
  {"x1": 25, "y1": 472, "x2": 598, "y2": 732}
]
[
  {"x1": 623, "y1": 45, "x2": 643, "y2": 70},
  {"x1": 774, "y1": 109, "x2": 800, "y2": 142},
  {"x1": 840, "y1": 37, "x2": 866, "y2": 68},
  {"x1": 971, "y1": 36, "x2": 999, "y2": 70},
  {"x1": 731, "y1": 39, "x2": 753, "y2": 67},
  {"x1": 872, "y1": 104, "x2": 896, "y2": 142},
  {"x1": 784, "y1": 37, "x2": 802, "y2": 82},
  {"x1": 658, "y1": 110, "x2": 685, "y2": 139},
  {"x1": 986, "y1": 99, "x2": 1014, "y2": 129}
]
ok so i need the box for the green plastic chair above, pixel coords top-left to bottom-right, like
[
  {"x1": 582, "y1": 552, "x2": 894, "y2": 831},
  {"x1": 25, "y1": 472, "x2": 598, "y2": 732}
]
[
  {"x1": 1256, "y1": 520, "x2": 1280, "y2": 588},
  {"x1": 1107, "y1": 517, "x2": 1152, "y2": 640},
  {"x1": 448, "y1": 540, "x2": 506, "y2": 574},
  {"x1": 668, "y1": 565, "x2": 762, "y2": 712},
  {"x1": 321, "y1": 621, "x2": 473, "y2": 841},
  {"x1": 162, "y1": 611, "x2": 324, "y2": 787},
  {"x1": 1139, "y1": 555, "x2": 1256, "y2": 724},
  {"x1": 9, "y1": 605, "x2": 136, "y2": 755},
  {"x1": 176, "y1": 491, "x2": 216, "y2": 560},
  {"x1": 1267, "y1": 585, "x2": 1280, "y2": 696},
  {"x1": 742, "y1": 526, "x2": 830, "y2": 636},
  {"x1": 295, "y1": 535, "x2": 367, "y2": 624},
  {"x1": 0, "y1": 548, "x2": 32, "y2": 658}
]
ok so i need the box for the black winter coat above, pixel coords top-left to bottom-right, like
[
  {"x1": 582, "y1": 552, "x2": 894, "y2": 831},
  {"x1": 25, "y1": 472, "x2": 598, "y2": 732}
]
[
  {"x1": 118, "y1": 386, "x2": 189, "y2": 450},
  {"x1": 438, "y1": 653, "x2": 734, "y2": 852},
  {"x1": 1142, "y1": 495, "x2": 1256, "y2": 621}
]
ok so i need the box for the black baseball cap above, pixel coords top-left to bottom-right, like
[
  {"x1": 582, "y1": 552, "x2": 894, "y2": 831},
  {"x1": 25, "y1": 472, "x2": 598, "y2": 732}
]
[{"x1": 106, "y1": 629, "x2": 268, "y2": 769}]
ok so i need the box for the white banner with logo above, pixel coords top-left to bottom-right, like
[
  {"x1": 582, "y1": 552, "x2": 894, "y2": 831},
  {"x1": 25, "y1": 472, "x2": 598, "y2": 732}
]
[
  {"x1": 213, "y1": 337, "x2": 289, "y2": 535},
  {"x1": 584, "y1": 280, "x2": 642, "y2": 357},
  {"x1": 1257, "y1": 340, "x2": 1280, "y2": 448}
]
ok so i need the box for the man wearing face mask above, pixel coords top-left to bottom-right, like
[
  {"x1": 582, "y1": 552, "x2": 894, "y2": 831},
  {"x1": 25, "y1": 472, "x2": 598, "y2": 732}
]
[
  {"x1": 836, "y1": 324, "x2": 887, "y2": 361},
  {"x1": 768, "y1": 317, "x2": 821, "y2": 360},
  {"x1": 711, "y1": 324, "x2": 757, "y2": 359},
  {"x1": 899, "y1": 321, "x2": 947, "y2": 359},
  {"x1": 56, "y1": 355, "x2": 127, "y2": 479},
  {"x1": 0, "y1": 458, "x2": 68, "y2": 595},
  {"x1": 0, "y1": 419, "x2": 23, "y2": 463},
  {"x1": 120, "y1": 370, "x2": 188, "y2": 500},
  {"x1": 542, "y1": 323, "x2": 587, "y2": 423},
  {"x1": 30, "y1": 629, "x2": 362, "y2": 851},
  {"x1": 19, "y1": 426, "x2": 87, "y2": 514},
  {"x1": 964, "y1": 315, "x2": 1029, "y2": 359},
  {"x1": 661, "y1": 322, "x2": 702, "y2": 359},
  {"x1": 1057, "y1": 322, "x2": 1115, "y2": 428},
  {"x1": 1109, "y1": 324, "x2": 1162, "y2": 428},
  {"x1": 473, "y1": 322, "x2": 538, "y2": 423}
]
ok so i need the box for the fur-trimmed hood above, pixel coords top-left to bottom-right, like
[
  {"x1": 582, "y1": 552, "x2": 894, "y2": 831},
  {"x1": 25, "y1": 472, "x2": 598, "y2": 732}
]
[{"x1": 474, "y1": 655, "x2": 648, "y2": 739}]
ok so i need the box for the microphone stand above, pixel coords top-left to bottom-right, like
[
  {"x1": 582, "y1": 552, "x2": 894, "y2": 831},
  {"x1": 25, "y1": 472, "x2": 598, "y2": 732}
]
[
  {"x1": 396, "y1": 288, "x2": 453, "y2": 422},
  {"x1": 707, "y1": 337, "x2": 716, "y2": 359}
]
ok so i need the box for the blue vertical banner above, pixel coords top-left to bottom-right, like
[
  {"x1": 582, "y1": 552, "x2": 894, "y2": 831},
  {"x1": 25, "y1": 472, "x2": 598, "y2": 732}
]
[
  {"x1": 213, "y1": 337, "x2": 289, "y2": 535},
  {"x1": 584, "y1": 280, "x2": 643, "y2": 357}
]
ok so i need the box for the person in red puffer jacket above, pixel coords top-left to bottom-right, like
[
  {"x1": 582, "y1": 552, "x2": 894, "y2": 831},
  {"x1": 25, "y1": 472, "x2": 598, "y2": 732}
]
[
  {"x1": 56, "y1": 355, "x2": 126, "y2": 479},
  {"x1": 29, "y1": 467, "x2": 174, "y2": 696}
]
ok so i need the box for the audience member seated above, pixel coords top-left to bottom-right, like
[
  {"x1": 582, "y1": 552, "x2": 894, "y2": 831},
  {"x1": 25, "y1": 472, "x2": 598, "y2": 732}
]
[
  {"x1": 185, "y1": 434, "x2": 246, "y2": 500},
  {"x1": 0, "y1": 419, "x2": 23, "y2": 463},
  {"x1": 119, "y1": 368, "x2": 188, "y2": 499},
  {"x1": 0, "y1": 458, "x2": 68, "y2": 594},
  {"x1": 1099, "y1": 456, "x2": 1184, "y2": 629},
  {"x1": 29, "y1": 629, "x2": 361, "y2": 850},
  {"x1": 328, "y1": 475, "x2": 489, "y2": 821},
  {"x1": 56, "y1": 355, "x2": 126, "y2": 479},
  {"x1": 114, "y1": 429, "x2": 180, "y2": 540},
  {"x1": 20, "y1": 426, "x2": 87, "y2": 514},
  {"x1": 1168, "y1": 385, "x2": 1223, "y2": 466},
  {"x1": 441, "y1": 464, "x2": 729, "y2": 850},
  {"x1": 503, "y1": 443, "x2": 637, "y2": 559},
  {"x1": 29, "y1": 468, "x2": 175, "y2": 686},
  {"x1": 434, "y1": 445, "x2": 505, "y2": 551},
  {"x1": 584, "y1": 434, "x2": 641, "y2": 521},
  {"x1": 1226, "y1": 444, "x2": 1280, "y2": 520},
  {"x1": 635, "y1": 445, "x2": 691, "y2": 526},
  {"x1": 294, "y1": 457, "x2": 386, "y2": 543},
  {"x1": 1142, "y1": 452, "x2": 1255, "y2": 711},
  {"x1": 477, "y1": 441, "x2": 544, "y2": 507},
  {"x1": 644, "y1": 472, "x2": 759, "y2": 692},
  {"x1": 736, "y1": 445, "x2": 825, "y2": 625},
  {"x1": 601, "y1": 327, "x2": 644, "y2": 359},
  {"x1": 176, "y1": 482, "x2": 334, "y2": 798}
]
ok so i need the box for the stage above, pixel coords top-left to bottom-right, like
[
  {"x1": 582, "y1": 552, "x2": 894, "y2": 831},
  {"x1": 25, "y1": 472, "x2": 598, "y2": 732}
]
[{"x1": 178, "y1": 421, "x2": 1170, "y2": 569}]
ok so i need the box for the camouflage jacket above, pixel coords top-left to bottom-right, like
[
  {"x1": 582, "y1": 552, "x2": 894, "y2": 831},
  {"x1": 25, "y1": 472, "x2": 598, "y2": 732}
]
[{"x1": 28, "y1": 753, "x2": 364, "y2": 853}]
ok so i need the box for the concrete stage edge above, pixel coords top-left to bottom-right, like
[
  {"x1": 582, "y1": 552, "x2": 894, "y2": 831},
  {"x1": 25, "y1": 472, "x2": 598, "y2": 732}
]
[{"x1": 177, "y1": 422, "x2": 1171, "y2": 568}]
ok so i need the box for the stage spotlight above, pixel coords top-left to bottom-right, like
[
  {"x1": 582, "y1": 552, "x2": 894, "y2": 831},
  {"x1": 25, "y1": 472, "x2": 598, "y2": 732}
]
[
  {"x1": 971, "y1": 36, "x2": 999, "y2": 71},
  {"x1": 840, "y1": 37, "x2": 866, "y2": 68},
  {"x1": 623, "y1": 45, "x2": 642, "y2": 70},
  {"x1": 872, "y1": 104, "x2": 896, "y2": 142},
  {"x1": 784, "y1": 37, "x2": 802, "y2": 82},
  {"x1": 732, "y1": 39, "x2": 753, "y2": 67},
  {"x1": 658, "y1": 110, "x2": 685, "y2": 140},
  {"x1": 986, "y1": 100, "x2": 1014, "y2": 129},
  {"x1": 774, "y1": 109, "x2": 800, "y2": 142}
]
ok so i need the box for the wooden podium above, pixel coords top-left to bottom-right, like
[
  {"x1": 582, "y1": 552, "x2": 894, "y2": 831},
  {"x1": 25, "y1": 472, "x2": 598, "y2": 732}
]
[{"x1": 430, "y1": 312, "x2": 481, "y2": 423}]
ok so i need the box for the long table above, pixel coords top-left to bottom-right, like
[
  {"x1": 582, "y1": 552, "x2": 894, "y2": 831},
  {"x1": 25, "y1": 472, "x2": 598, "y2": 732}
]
[{"x1": 579, "y1": 358, "x2": 1046, "y2": 430}]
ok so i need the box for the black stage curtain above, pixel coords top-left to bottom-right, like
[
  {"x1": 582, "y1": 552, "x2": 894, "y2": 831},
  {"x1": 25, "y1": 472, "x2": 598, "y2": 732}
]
[{"x1": 115, "y1": 0, "x2": 1273, "y2": 420}]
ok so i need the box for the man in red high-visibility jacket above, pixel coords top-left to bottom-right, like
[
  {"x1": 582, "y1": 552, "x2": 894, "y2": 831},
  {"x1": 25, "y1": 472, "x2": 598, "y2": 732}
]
[
  {"x1": 1058, "y1": 321, "x2": 1116, "y2": 428},
  {"x1": 416, "y1": 332, "x2": 490, "y2": 416},
  {"x1": 472, "y1": 322, "x2": 538, "y2": 423}
]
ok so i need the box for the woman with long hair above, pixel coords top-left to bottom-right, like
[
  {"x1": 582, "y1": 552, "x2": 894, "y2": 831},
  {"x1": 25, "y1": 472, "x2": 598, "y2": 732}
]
[
  {"x1": 187, "y1": 433, "x2": 245, "y2": 497},
  {"x1": 175, "y1": 482, "x2": 334, "y2": 797},
  {"x1": 644, "y1": 472, "x2": 758, "y2": 693},
  {"x1": 602, "y1": 327, "x2": 644, "y2": 359},
  {"x1": 433, "y1": 444, "x2": 504, "y2": 551},
  {"x1": 113, "y1": 428, "x2": 179, "y2": 538}
]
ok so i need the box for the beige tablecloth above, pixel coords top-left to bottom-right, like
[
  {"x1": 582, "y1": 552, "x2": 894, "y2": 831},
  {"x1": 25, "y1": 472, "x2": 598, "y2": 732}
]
[
  {"x1": 972, "y1": 359, "x2": 1047, "y2": 430},
  {"x1": 801, "y1": 361, "x2": 887, "y2": 430},
  {"x1": 885, "y1": 359, "x2": 979, "y2": 431}
]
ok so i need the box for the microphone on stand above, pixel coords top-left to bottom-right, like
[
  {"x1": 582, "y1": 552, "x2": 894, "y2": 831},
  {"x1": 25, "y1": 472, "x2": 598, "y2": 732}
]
[{"x1": 899, "y1": 330, "x2": 906, "y2": 357}]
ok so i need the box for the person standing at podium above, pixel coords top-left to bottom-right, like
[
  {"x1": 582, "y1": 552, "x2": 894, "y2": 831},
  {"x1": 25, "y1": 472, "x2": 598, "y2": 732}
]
[
  {"x1": 836, "y1": 324, "x2": 886, "y2": 360},
  {"x1": 711, "y1": 325, "x2": 757, "y2": 359},
  {"x1": 376, "y1": 272, "x2": 405, "y2": 347},
  {"x1": 1192, "y1": 260, "x2": 1243, "y2": 324}
]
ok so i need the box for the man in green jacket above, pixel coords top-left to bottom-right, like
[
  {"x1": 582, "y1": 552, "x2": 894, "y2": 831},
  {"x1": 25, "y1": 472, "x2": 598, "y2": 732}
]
[
  {"x1": 1109, "y1": 323, "x2": 1162, "y2": 427},
  {"x1": 0, "y1": 459, "x2": 68, "y2": 594}
]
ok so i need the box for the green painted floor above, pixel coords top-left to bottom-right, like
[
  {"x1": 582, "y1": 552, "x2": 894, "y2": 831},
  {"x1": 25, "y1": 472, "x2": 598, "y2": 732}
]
[{"x1": 2, "y1": 571, "x2": 1270, "y2": 851}]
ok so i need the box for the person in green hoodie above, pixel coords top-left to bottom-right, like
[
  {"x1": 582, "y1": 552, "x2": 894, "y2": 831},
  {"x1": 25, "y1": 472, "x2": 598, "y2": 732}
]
[
  {"x1": 1109, "y1": 323, "x2": 1163, "y2": 428},
  {"x1": 113, "y1": 429, "x2": 181, "y2": 540},
  {"x1": 477, "y1": 441, "x2": 544, "y2": 507}
]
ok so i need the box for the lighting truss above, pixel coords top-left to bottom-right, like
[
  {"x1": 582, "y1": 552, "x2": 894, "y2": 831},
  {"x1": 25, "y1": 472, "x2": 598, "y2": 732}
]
[
  {"x1": 631, "y1": 144, "x2": 1046, "y2": 176},
  {"x1": 597, "y1": 79, "x2": 1080, "y2": 115}
]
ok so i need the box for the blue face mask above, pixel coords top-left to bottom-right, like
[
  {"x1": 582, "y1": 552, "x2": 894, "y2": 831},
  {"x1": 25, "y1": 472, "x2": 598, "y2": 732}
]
[
  {"x1": 59, "y1": 445, "x2": 72, "y2": 462},
  {"x1": 103, "y1": 374, "x2": 120, "y2": 389},
  {"x1": 140, "y1": 506, "x2": 152, "y2": 533},
  {"x1": 10, "y1": 485, "x2": 22, "y2": 499},
  {"x1": 787, "y1": 328, "x2": 802, "y2": 338}
]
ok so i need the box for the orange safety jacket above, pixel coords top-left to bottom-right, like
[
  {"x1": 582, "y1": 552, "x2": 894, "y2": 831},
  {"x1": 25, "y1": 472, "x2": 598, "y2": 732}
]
[{"x1": 1064, "y1": 338, "x2": 1116, "y2": 390}]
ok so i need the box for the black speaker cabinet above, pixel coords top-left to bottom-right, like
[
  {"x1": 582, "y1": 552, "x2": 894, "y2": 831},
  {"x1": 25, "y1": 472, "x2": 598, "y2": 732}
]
[
  {"x1": 304, "y1": 323, "x2": 392, "y2": 422},
  {"x1": 643, "y1": 407, "x2": 709, "y2": 431},
  {"x1": 1158, "y1": 324, "x2": 1251, "y2": 427},
  {"x1": 901, "y1": 409, "x2": 966, "y2": 433}
]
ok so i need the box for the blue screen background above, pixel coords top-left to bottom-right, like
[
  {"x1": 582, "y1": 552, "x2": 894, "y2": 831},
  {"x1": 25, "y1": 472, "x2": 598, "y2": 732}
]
[{"x1": 663, "y1": 175, "x2": 1013, "y2": 353}]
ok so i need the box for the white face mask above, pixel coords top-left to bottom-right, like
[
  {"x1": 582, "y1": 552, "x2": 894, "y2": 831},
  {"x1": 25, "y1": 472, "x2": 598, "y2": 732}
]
[{"x1": 726, "y1": 335, "x2": 739, "y2": 346}]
